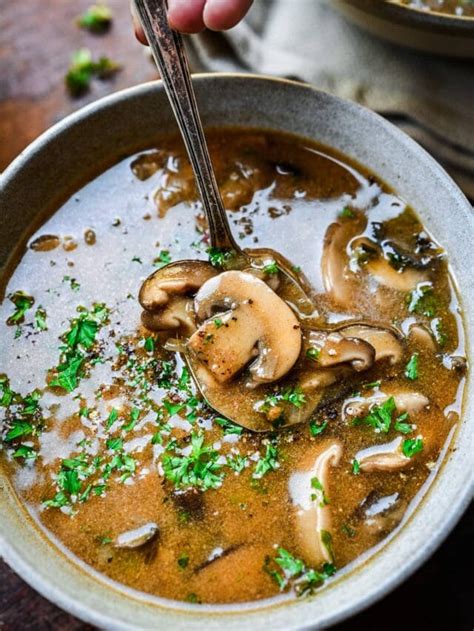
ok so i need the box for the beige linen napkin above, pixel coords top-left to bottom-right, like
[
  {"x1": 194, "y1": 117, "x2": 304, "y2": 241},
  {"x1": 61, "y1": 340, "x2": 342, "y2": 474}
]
[{"x1": 187, "y1": 0, "x2": 474, "y2": 198}]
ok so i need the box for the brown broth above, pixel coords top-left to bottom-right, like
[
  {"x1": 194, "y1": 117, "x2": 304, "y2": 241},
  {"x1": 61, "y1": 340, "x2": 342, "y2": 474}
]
[{"x1": 0, "y1": 129, "x2": 466, "y2": 605}]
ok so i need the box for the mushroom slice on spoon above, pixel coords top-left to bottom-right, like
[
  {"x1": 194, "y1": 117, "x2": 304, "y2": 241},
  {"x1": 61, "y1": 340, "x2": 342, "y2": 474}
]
[{"x1": 188, "y1": 270, "x2": 302, "y2": 384}]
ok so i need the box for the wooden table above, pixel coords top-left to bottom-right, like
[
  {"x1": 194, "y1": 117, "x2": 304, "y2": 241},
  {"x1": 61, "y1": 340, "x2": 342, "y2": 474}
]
[{"x1": 0, "y1": 1, "x2": 472, "y2": 629}]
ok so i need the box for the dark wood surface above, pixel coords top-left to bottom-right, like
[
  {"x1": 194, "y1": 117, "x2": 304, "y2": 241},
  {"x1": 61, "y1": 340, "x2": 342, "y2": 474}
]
[{"x1": 0, "y1": 1, "x2": 472, "y2": 629}]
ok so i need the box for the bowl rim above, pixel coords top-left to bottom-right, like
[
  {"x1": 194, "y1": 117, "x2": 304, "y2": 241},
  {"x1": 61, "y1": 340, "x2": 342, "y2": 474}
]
[
  {"x1": 1, "y1": 73, "x2": 473, "y2": 630},
  {"x1": 386, "y1": 0, "x2": 474, "y2": 23}
]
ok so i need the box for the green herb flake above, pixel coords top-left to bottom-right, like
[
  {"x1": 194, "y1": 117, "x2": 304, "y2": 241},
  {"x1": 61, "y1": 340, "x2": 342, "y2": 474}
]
[
  {"x1": 153, "y1": 250, "x2": 172, "y2": 268},
  {"x1": 309, "y1": 419, "x2": 328, "y2": 437},
  {"x1": 177, "y1": 553, "x2": 189, "y2": 569},
  {"x1": 405, "y1": 353, "x2": 419, "y2": 381},
  {"x1": 34, "y1": 306, "x2": 48, "y2": 331},
  {"x1": 253, "y1": 442, "x2": 279, "y2": 479},
  {"x1": 354, "y1": 396, "x2": 396, "y2": 434},
  {"x1": 65, "y1": 48, "x2": 120, "y2": 97},
  {"x1": 7, "y1": 291, "x2": 34, "y2": 326},
  {"x1": 402, "y1": 437, "x2": 424, "y2": 458},
  {"x1": 306, "y1": 347, "x2": 320, "y2": 362},
  {"x1": 213, "y1": 318, "x2": 223, "y2": 328},
  {"x1": 310, "y1": 477, "x2": 329, "y2": 507},
  {"x1": 339, "y1": 206, "x2": 354, "y2": 219},
  {"x1": 206, "y1": 247, "x2": 233, "y2": 268},
  {"x1": 144, "y1": 336, "x2": 155, "y2": 352},
  {"x1": 394, "y1": 412, "x2": 413, "y2": 435},
  {"x1": 341, "y1": 523, "x2": 356, "y2": 538},
  {"x1": 263, "y1": 261, "x2": 279, "y2": 275},
  {"x1": 162, "y1": 432, "x2": 223, "y2": 491},
  {"x1": 406, "y1": 282, "x2": 437, "y2": 317},
  {"x1": 123, "y1": 407, "x2": 140, "y2": 432},
  {"x1": 351, "y1": 459, "x2": 360, "y2": 475},
  {"x1": 77, "y1": 3, "x2": 113, "y2": 32},
  {"x1": 215, "y1": 416, "x2": 243, "y2": 436},
  {"x1": 106, "y1": 408, "x2": 119, "y2": 430}
]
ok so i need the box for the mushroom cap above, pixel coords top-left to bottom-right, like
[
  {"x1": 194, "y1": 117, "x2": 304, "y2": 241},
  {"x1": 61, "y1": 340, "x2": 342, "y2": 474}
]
[
  {"x1": 305, "y1": 330, "x2": 375, "y2": 372},
  {"x1": 188, "y1": 271, "x2": 302, "y2": 384},
  {"x1": 139, "y1": 260, "x2": 216, "y2": 311},
  {"x1": 141, "y1": 295, "x2": 196, "y2": 334},
  {"x1": 336, "y1": 323, "x2": 403, "y2": 365}
]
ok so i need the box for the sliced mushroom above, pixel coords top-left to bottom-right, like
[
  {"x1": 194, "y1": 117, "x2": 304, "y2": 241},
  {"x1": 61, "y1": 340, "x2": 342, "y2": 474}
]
[
  {"x1": 188, "y1": 271, "x2": 302, "y2": 384},
  {"x1": 114, "y1": 522, "x2": 159, "y2": 548},
  {"x1": 305, "y1": 330, "x2": 375, "y2": 372},
  {"x1": 343, "y1": 391, "x2": 429, "y2": 421},
  {"x1": 289, "y1": 442, "x2": 342, "y2": 566},
  {"x1": 356, "y1": 436, "x2": 409, "y2": 472},
  {"x1": 365, "y1": 256, "x2": 427, "y2": 292},
  {"x1": 408, "y1": 323, "x2": 437, "y2": 352},
  {"x1": 336, "y1": 323, "x2": 403, "y2": 365},
  {"x1": 139, "y1": 261, "x2": 216, "y2": 334},
  {"x1": 322, "y1": 219, "x2": 365, "y2": 307}
]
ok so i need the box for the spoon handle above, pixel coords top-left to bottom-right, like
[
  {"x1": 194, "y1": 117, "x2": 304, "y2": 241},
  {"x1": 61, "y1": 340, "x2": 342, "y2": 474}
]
[{"x1": 133, "y1": 0, "x2": 239, "y2": 252}]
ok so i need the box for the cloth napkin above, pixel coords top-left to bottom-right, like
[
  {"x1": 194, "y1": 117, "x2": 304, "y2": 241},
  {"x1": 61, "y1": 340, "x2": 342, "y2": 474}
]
[{"x1": 187, "y1": 0, "x2": 474, "y2": 199}]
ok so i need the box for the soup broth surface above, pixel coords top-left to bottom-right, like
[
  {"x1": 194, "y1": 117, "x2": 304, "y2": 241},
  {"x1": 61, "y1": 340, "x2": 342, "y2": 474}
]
[{"x1": 0, "y1": 129, "x2": 466, "y2": 605}]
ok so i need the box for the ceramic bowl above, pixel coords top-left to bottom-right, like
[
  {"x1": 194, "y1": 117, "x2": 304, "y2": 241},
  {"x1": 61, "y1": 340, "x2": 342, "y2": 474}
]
[
  {"x1": 333, "y1": 0, "x2": 474, "y2": 57},
  {"x1": 0, "y1": 75, "x2": 472, "y2": 630}
]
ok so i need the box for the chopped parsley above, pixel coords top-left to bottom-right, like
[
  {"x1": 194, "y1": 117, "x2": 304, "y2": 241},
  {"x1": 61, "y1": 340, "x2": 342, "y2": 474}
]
[
  {"x1": 144, "y1": 336, "x2": 155, "y2": 353},
  {"x1": 405, "y1": 353, "x2": 419, "y2": 381},
  {"x1": 306, "y1": 347, "x2": 320, "y2": 362},
  {"x1": 253, "y1": 442, "x2": 279, "y2": 479},
  {"x1": 214, "y1": 416, "x2": 243, "y2": 436},
  {"x1": 309, "y1": 419, "x2": 327, "y2": 436},
  {"x1": 177, "y1": 553, "x2": 189, "y2": 569},
  {"x1": 339, "y1": 206, "x2": 354, "y2": 219},
  {"x1": 263, "y1": 261, "x2": 279, "y2": 275},
  {"x1": 394, "y1": 412, "x2": 413, "y2": 434},
  {"x1": 34, "y1": 306, "x2": 48, "y2": 331},
  {"x1": 213, "y1": 318, "x2": 223, "y2": 328},
  {"x1": 353, "y1": 396, "x2": 396, "y2": 433},
  {"x1": 65, "y1": 48, "x2": 120, "y2": 97},
  {"x1": 265, "y1": 547, "x2": 336, "y2": 596},
  {"x1": 162, "y1": 432, "x2": 223, "y2": 490},
  {"x1": 351, "y1": 459, "x2": 360, "y2": 475},
  {"x1": 6, "y1": 291, "x2": 34, "y2": 326},
  {"x1": 153, "y1": 250, "x2": 172, "y2": 268},
  {"x1": 77, "y1": 3, "x2": 113, "y2": 32},
  {"x1": 206, "y1": 246, "x2": 233, "y2": 268},
  {"x1": 49, "y1": 303, "x2": 109, "y2": 392},
  {"x1": 402, "y1": 437, "x2": 424, "y2": 458},
  {"x1": 310, "y1": 477, "x2": 329, "y2": 507},
  {"x1": 226, "y1": 454, "x2": 248, "y2": 473},
  {"x1": 406, "y1": 282, "x2": 437, "y2": 317},
  {"x1": 62, "y1": 275, "x2": 81, "y2": 291}
]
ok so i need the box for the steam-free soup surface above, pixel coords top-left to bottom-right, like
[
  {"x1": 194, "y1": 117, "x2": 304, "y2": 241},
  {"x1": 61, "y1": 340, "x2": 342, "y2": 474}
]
[{"x1": 0, "y1": 130, "x2": 466, "y2": 605}]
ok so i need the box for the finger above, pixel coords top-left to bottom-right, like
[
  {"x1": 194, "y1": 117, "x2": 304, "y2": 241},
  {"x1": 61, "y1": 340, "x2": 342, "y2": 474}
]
[
  {"x1": 168, "y1": 0, "x2": 207, "y2": 33},
  {"x1": 130, "y1": 0, "x2": 148, "y2": 45},
  {"x1": 203, "y1": 0, "x2": 252, "y2": 31}
]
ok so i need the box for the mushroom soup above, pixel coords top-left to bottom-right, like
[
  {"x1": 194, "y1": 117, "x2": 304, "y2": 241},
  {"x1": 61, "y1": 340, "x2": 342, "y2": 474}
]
[{"x1": 0, "y1": 129, "x2": 466, "y2": 604}]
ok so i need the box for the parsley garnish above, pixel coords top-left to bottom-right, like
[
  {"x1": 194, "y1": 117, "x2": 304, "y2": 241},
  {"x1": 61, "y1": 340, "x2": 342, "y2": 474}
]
[
  {"x1": 206, "y1": 247, "x2": 233, "y2": 268},
  {"x1": 353, "y1": 396, "x2": 396, "y2": 433},
  {"x1": 405, "y1": 353, "x2": 419, "y2": 380},
  {"x1": 310, "y1": 477, "x2": 329, "y2": 506},
  {"x1": 144, "y1": 336, "x2": 155, "y2": 352},
  {"x1": 306, "y1": 347, "x2": 320, "y2": 362},
  {"x1": 177, "y1": 553, "x2": 189, "y2": 569},
  {"x1": 65, "y1": 49, "x2": 120, "y2": 97},
  {"x1": 153, "y1": 250, "x2": 172, "y2": 268},
  {"x1": 77, "y1": 3, "x2": 112, "y2": 32},
  {"x1": 6, "y1": 291, "x2": 34, "y2": 326},
  {"x1": 339, "y1": 206, "x2": 354, "y2": 219},
  {"x1": 402, "y1": 437, "x2": 423, "y2": 458},
  {"x1": 394, "y1": 412, "x2": 413, "y2": 434},
  {"x1": 263, "y1": 261, "x2": 279, "y2": 275},
  {"x1": 265, "y1": 548, "x2": 336, "y2": 596},
  {"x1": 309, "y1": 419, "x2": 327, "y2": 436},
  {"x1": 34, "y1": 306, "x2": 48, "y2": 331},
  {"x1": 406, "y1": 282, "x2": 437, "y2": 317},
  {"x1": 253, "y1": 442, "x2": 279, "y2": 479},
  {"x1": 351, "y1": 459, "x2": 360, "y2": 475},
  {"x1": 162, "y1": 432, "x2": 223, "y2": 490},
  {"x1": 215, "y1": 416, "x2": 243, "y2": 436}
]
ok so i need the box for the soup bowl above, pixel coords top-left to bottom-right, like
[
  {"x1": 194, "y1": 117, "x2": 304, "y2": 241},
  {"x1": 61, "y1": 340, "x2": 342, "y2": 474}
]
[
  {"x1": 332, "y1": 0, "x2": 474, "y2": 57},
  {"x1": 0, "y1": 74, "x2": 472, "y2": 629}
]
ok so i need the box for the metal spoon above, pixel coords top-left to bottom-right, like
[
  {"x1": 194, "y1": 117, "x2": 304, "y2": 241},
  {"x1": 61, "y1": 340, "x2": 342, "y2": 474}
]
[{"x1": 134, "y1": 0, "x2": 317, "y2": 430}]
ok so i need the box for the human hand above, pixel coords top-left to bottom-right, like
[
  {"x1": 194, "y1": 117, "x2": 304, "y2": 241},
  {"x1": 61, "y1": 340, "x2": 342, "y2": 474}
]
[{"x1": 132, "y1": 0, "x2": 252, "y2": 43}]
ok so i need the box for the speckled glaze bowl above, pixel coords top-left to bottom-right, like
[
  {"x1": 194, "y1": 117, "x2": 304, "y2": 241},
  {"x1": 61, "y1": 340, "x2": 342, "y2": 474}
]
[
  {"x1": 333, "y1": 0, "x2": 474, "y2": 57},
  {"x1": 0, "y1": 75, "x2": 473, "y2": 630}
]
